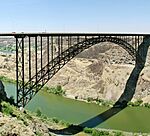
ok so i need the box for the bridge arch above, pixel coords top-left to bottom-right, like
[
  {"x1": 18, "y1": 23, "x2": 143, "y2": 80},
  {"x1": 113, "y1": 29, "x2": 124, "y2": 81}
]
[
  {"x1": 73, "y1": 36, "x2": 148, "y2": 66},
  {"x1": 18, "y1": 36, "x2": 137, "y2": 107},
  {"x1": 60, "y1": 36, "x2": 136, "y2": 61}
]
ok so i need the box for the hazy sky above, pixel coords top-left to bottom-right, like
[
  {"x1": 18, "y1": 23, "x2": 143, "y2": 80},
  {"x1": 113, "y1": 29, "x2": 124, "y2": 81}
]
[{"x1": 0, "y1": 0, "x2": 150, "y2": 33}]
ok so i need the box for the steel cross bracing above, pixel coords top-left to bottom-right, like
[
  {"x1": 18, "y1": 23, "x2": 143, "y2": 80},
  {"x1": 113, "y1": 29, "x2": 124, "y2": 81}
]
[{"x1": 0, "y1": 33, "x2": 148, "y2": 107}]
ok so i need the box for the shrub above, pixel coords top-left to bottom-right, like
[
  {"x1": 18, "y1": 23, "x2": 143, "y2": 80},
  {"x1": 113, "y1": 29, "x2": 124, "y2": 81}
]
[
  {"x1": 36, "y1": 108, "x2": 42, "y2": 117},
  {"x1": 55, "y1": 85, "x2": 65, "y2": 95},
  {"x1": 45, "y1": 85, "x2": 65, "y2": 95},
  {"x1": 127, "y1": 101, "x2": 134, "y2": 107},
  {"x1": 92, "y1": 129, "x2": 109, "y2": 136},
  {"x1": 87, "y1": 97, "x2": 93, "y2": 102},
  {"x1": 113, "y1": 131, "x2": 123, "y2": 136},
  {"x1": 59, "y1": 120, "x2": 71, "y2": 127},
  {"x1": 1, "y1": 101, "x2": 13, "y2": 115},
  {"x1": 52, "y1": 117, "x2": 59, "y2": 123},
  {"x1": 35, "y1": 131, "x2": 42, "y2": 136},
  {"x1": 133, "y1": 99, "x2": 143, "y2": 107},
  {"x1": 144, "y1": 103, "x2": 150, "y2": 108},
  {"x1": 23, "y1": 120, "x2": 28, "y2": 126},
  {"x1": 83, "y1": 127, "x2": 93, "y2": 134},
  {"x1": 41, "y1": 114, "x2": 47, "y2": 119}
]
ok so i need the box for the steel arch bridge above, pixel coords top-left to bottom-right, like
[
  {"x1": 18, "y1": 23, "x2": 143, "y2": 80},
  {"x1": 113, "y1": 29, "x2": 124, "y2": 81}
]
[{"x1": 0, "y1": 33, "x2": 149, "y2": 107}]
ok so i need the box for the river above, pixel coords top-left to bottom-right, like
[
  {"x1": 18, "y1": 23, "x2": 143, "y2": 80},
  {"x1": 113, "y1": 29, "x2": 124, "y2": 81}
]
[{"x1": 4, "y1": 82, "x2": 150, "y2": 133}]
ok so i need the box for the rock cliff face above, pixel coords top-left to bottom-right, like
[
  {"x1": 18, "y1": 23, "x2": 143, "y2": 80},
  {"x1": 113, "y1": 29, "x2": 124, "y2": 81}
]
[{"x1": 47, "y1": 42, "x2": 150, "y2": 102}]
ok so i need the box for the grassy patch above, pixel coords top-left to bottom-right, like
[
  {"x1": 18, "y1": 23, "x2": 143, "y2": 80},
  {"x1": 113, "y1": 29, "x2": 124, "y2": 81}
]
[
  {"x1": 86, "y1": 97, "x2": 113, "y2": 107},
  {"x1": 36, "y1": 108, "x2": 42, "y2": 117},
  {"x1": 1, "y1": 101, "x2": 14, "y2": 115},
  {"x1": 42, "y1": 85, "x2": 66, "y2": 96},
  {"x1": 0, "y1": 76, "x2": 16, "y2": 84},
  {"x1": 83, "y1": 128, "x2": 126, "y2": 136},
  {"x1": 128, "y1": 99, "x2": 150, "y2": 109}
]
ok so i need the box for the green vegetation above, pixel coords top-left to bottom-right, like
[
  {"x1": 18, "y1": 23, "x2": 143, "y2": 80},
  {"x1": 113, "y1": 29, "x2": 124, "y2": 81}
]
[
  {"x1": 0, "y1": 75, "x2": 65, "y2": 96},
  {"x1": 0, "y1": 44, "x2": 16, "y2": 52},
  {"x1": 92, "y1": 129, "x2": 109, "y2": 136},
  {"x1": 34, "y1": 107, "x2": 71, "y2": 127},
  {"x1": 128, "y1": 99, "x2": 150, "y2": 109},
  {"x1": 86, "y1": 97, "x2": 113, "y2": 107},
  {"x1": 127, "y1": 99, "x2": 143, "y2": 107},
  {"x1": 1, "y1": 101, "x2": 28, "y2": 126},
  {"x1": 143, "y1": 103, "x2": 150, "y2": 108},
  {"x1": 36, "y1": 108, "x2": 42, "y2": 117},
  {"x1": 0, "y1": 76, "x2": 16, "y2": 84},
  {"x1": 1, "y1": 101, "x2": 14, "y2": 115},
  {"x1": 83, "y1": 127, "x2": 93, "y2": 134},
  {"x1": 86, "y1": 97, "x2": 150, "y2": 109},
  {"x1": 83, "y1": 128, "x2": 150, "y2": 136},
  {"x1": 35, "y1": 131, "x2": 43, "y2": 136},
  {"x1": 42, "y1": 85, "x2": 66, "y2": 96},
  {"x1": 1, "y1": 74, "x2": 150, "y2": 110},
  {"x1": 83, "y1": 127, "x2": 124, "y2": 136},
  {"x1": 1, "y1": 101, "x2": 150, "y2": 136}
]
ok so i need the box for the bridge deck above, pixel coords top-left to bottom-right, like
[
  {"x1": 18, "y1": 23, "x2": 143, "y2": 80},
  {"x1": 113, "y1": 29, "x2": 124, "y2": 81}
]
[{"x1": 0, "y1": 33, "x2": 150, "y2": 37}]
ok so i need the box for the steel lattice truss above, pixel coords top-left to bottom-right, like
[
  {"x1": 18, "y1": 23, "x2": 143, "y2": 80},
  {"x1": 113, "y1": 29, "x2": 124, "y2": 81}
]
[{"x1": 0, "y1": 33, "x2": 149, "y2": 107}]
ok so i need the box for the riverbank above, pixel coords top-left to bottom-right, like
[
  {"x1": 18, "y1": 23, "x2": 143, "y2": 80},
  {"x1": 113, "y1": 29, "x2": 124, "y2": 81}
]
[
  {"x1": 1, "y1": 80, "x2": 150, "y2": 134},
  {"x1": 1, "y1": 75, "x2": 150, "y2": 109},
  {"x1": 0, "y1": 101, "x2": 69, "y2": 136},
  {"x1": 42, "y1": 84, "x2": 150, "y2": 109},
  {"x1": 1, "y1": 101, "x2": 150, "y2": 136}
]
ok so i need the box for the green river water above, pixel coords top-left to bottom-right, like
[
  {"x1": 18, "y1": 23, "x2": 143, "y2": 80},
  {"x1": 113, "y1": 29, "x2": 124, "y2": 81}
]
[{"x1": 4, "y1": 82, "x2": 150, "y2": 133}]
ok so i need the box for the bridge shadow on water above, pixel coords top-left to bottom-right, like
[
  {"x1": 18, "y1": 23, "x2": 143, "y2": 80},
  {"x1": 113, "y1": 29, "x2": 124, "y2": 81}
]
[{"x1": 48, "y1": 36, "x2": 150, "y2": 135}]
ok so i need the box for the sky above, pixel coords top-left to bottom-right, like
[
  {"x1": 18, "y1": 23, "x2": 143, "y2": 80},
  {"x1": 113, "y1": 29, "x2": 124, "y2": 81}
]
[{"x1": 0, "y1": 0, "x2": 150, "y2": 33}]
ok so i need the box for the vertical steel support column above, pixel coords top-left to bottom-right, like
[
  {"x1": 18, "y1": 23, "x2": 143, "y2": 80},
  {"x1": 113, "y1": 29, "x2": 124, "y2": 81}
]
[
  {"x1": 68, "y1": 36, "x2": 70, "y2": 49},
  {"x1": 35, "y1": 37, "x2": 38, "y2": 92},
  {"x1": 135, "y1": 36, "x2": 137, "y2": 51},
  {"x1": 47, "y1": 36, "x2": 50, "y2": 79},
  {"x1": 69, "y1": 36, "x2": 72, "y2": 56},
  {"x1": 76, "y1": 36, "x2": 80, "y2": 50},
  {"x1": 70, "y1": 36, "x2": 72, "y2": 46},
  {"x1": 28, "y1": 36, "x2": 32, "y2": 99},
  {"x1": 29, "y1": 37, "x2": 31, "y2": 82},
  {"x1": 51, "y1": 36, "x2": 53, "y2": 65},
  {"x1": 125, "y1": 36, "x2": 127, "y2": 42},
  {"x1": 40, "y1": 36, "x2": 43, "y2": 84},
  {"x1": 85, "y1": 36, "x2": 87, "y2": 40},
  {"x1": 16, "y1": 37, "x2": 19, "y2": 105},
  {"x1": 61, "y1": 36, "x2": 63, "y2": 54},
  {"x1": 135, "y1": 36, "x2": 139, "y2": 64},
  {"x1": 137, "y1": 35, "x2": 142, "y2": 63},
  {"x1": 41, "y1": 36, "x2": 43, "y2": 72},
  {"x1": 58, "y1": 36, "x2": 61, "y2": 68},
  {"x1": 67, "y1": 36, "x2": 70, "y2": 60},
  {"x1": 21, "y1": 37, "x2": 25, "y2": 107},
  {"x1": 77, "y1": 36, "x2": 79, "y2": 43},
  {"x1": 16, "y1": 36, "x2": 25, "y2": 107},
  {"x1": 138, "y1": 36, "x2": 140, "y2": 50},
  {"x1": 132, "y1": 36, "x2": 134, "y2": 47},
  {"x1": 61, "y1": 36, "x2": 64, "y2": 64},
  {"x1": 84, "y1": 36, "x2": 87, "y2": 48}
]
